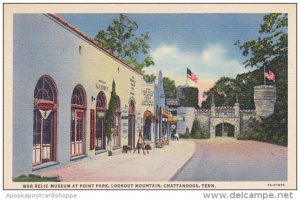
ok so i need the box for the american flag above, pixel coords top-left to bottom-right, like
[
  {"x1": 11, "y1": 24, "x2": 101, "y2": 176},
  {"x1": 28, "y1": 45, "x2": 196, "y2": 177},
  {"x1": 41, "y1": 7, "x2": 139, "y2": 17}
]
[
  {"x1": 264, "y1": 70, "x2": 276, "y2": 82},
  {"x1": 187, "y1": 68, "x2": 198, "y2": 83}
]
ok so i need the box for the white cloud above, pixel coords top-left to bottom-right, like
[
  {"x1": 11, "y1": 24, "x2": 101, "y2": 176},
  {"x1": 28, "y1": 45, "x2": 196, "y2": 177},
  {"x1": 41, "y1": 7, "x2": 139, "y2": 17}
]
[
  {"x1": 151, "y1": 44, "x2": 179, "y2": 59},
  {"x1": 147, "y1": 43, "x2": 249, "y2": 85},
  {"x1": 201, "y1": 43, "x2": 227, "y2": 63},
  {"x1": 145, "y1": 43, "x2": 249, "y2": 104}
]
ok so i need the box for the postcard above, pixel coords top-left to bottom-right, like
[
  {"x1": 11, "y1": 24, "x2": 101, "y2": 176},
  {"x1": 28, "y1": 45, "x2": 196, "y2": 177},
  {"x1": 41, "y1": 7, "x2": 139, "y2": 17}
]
[{"x1": 3, "y1": 3, "x2": 297, "y2": 190}]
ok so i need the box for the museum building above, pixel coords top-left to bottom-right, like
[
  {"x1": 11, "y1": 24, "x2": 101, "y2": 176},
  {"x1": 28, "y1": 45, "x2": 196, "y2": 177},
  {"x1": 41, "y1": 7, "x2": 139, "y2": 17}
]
[{"x1": 13, "y1": 14, "x2": 166, "y2": 177}]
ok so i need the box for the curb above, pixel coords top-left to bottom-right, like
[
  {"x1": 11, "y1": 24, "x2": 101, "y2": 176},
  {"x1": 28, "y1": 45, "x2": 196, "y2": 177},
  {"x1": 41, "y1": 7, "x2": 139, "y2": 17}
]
[{"x1": 168, "y1": 140, "x2": 197, "y2": 181}]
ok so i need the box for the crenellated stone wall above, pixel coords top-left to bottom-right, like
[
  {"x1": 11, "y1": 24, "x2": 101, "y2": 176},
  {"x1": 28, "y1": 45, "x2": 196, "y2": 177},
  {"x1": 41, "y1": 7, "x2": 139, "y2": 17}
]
[
  {"x1": 195, "y1": 107, "x2": 256, "y2": 138},
  {"x1": 178, "y1": 85, "x2": 276, "y2": 138},
  {"x1": 193, "y1": 85, "x2": 276, "y2": 138}
]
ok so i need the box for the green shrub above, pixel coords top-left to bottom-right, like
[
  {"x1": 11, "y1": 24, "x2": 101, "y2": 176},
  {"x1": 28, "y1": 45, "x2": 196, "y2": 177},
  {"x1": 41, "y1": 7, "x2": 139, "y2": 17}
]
[
  {"x1": 179, "y1": 133, "x2": 190, "y2": 139},
  {"x1": 191, "y1": 119, "x2": 200, "y2": 135},
  {"x1": 277, "y1": 135, "x2": 287, "y2": 146},
  {"x1": 192, "y1": 132, "x2": 209, "y2": 139},
  {"x1": 238, "y1": 131, "x2": 287, "y2": 146}
]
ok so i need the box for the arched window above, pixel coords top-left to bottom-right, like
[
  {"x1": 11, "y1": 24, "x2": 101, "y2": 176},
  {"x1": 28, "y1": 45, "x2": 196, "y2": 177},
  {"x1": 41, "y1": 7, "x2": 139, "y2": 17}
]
[
  {"x1": 34, "y1": 76, "x2": 57, "y2": 103},
  {"x1": 128, "y1": 100, "x2": 135, "y2": 148},
  {"x1": 96, "y1": 92, "x2": 106, "y2": 110},
  {"x1": 114, "y1": 99, "x2": 121, "y2": 147},
  {"x1": 95, "y1": 92, "x2": 107, "y2": 150},
  {"x1": 71, "y1": 86, "x2": 85, "y2": 106},
  {"x1": 33, "y1": 75, "x2": 57, "y2": 166},
  {"x1": 70, "y1": 85, "x2": 86, "y2": 157}
]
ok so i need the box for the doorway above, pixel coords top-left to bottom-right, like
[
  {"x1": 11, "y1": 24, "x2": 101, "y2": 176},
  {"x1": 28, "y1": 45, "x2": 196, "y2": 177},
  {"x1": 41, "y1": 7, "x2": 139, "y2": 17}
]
[
  {"x1": 70, "y1": 85, "x2": 86, "y2": 157},
  {"x1": 33, "y1": 75, "x2": 57, "y2": 166},
  {"x1": 215, "y1": 123, "x2": 235, "y2": 137}
]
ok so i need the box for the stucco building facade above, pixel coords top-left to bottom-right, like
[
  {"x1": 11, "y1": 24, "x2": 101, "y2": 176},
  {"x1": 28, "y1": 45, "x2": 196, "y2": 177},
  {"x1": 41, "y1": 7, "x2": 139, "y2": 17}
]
[{"x1": 13, "y1": 14, "x2": 165, "y2": 177}]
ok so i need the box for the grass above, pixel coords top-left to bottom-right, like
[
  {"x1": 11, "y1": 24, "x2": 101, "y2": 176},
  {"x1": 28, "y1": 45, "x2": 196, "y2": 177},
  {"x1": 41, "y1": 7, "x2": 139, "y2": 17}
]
[{"x1": 13, "y1": 174, "x2": 61, "y2": 182}]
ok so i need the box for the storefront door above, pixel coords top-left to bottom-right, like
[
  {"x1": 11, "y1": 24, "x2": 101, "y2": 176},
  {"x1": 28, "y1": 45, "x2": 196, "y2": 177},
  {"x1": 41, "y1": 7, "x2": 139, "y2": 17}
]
[
  {"x1": 95, "y1": 111, "x2": 106, "y2": 150},
  {"x1": 71, "y1": 110, "x2": 84, "y2": 156},
  {"x1": 33, "y1": 109, "x2": 55, "y2": 165},
  {"x1": 33, "y1": 75, "x2": 57, "y2": 166}
]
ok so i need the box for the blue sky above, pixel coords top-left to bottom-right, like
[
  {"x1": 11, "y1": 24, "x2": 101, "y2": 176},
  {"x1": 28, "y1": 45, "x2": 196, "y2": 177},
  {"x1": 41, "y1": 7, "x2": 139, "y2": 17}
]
[{"x1": 58, "y1": 13, "x2": 265, "y2": 100}]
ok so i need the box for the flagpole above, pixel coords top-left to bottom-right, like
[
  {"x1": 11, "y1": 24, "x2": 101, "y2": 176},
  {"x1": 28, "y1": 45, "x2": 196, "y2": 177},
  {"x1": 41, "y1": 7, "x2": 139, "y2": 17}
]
[
  {"x1": 186, "y1": 69, "x2": 188, "y2": 86},
  {"x1": 264, "y1": 65, "x2": 266, "y2": 85},
  {"x1": 186, "y1": 74, "x2": 188, "y2": 86},
  {"x1": 198, "y1": 84, "x2": 201, "y2": 108}
]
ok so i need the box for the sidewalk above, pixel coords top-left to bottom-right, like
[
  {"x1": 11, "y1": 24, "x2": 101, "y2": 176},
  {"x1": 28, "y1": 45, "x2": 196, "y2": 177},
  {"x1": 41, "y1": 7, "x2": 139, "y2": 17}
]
[{"x1": 38, "y1": 140, "x2": 196, "y2": 182}]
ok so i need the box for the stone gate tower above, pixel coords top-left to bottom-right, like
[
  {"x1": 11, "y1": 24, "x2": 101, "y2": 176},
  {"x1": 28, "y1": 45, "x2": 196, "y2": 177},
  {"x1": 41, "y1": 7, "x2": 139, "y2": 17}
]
[{"x1": 254, "y1": 85, "x2": 277, "y2": 119}]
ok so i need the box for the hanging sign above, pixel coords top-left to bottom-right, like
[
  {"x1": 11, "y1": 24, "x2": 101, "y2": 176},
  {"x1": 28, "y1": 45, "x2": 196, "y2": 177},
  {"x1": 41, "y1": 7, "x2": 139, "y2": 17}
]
[
  {"x1": 39, "y1": 109, "x2": 52, "y2": 120},
  {"x1": 97, "y1": 111, "x2": 105, "y2": 119},
  {"x1": 37, "y1": 102, "x2": 54, "y2": 119},
  {"x1": 96, "y1": 80, "x2": 109, "y2": 91},
  {"x1": 165, "y1": 99, "x2": 179, "y2": 106}
]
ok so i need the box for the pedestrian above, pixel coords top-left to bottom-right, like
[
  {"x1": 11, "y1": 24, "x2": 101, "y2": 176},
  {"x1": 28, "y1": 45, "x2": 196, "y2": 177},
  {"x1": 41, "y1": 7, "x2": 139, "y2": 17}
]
[{"x1": 175, "y1": 133, "x2": 179, "y2": 141}]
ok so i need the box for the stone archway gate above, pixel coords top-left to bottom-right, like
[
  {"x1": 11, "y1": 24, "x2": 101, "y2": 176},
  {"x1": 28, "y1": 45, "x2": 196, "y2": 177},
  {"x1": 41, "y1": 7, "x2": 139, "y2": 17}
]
[
  {"x1": 209, "y1": 116, "x2": 240, "y2": 138},
  {"x1": 195, "y1": 87, "x2": 277, "y2": 139},
  {"x1": 209, "y1": 103, "x2": 241, "y2": 138}
]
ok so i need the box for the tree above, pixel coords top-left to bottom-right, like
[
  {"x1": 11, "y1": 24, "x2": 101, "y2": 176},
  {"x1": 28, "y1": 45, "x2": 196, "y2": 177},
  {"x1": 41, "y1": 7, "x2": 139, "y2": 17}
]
[
  {"x1": 179, "y1": 87, "x2": 198, "y2": 108},
  {"x1": 95, "y1": 14, "x2": 154, "y2": 72},
  {"x1": 202, "y1": 77, "x2": 237, "y2": 108},
  {"x1": 191, "y1": 119, "x2": 201, "y2": 135},
  {"x1": 143, "y1": 73, "x2": 156, "y2": 83},
  {"x1": 235, "y1": 13, "x2": 288, "y2": 145},
  {"x1": 163, "y1": 77, "x2": 176, "y2": 98},
  {"x1": 201, "y1": 71, "x2": 263, "y2": 110},
  {"x1": 105, "y1": 80, "x2": 120, "y2": 155},
  {"x1": 190, "y1": 119, "x2": 209, "y2": 139},
  {"x1": 235, "y1": 14, "x2": 287, "y2": 68}
]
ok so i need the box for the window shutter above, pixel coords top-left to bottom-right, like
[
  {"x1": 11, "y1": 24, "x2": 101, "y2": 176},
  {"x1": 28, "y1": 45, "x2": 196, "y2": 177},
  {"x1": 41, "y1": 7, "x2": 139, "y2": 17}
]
[{"x1": 90, "y1": 109, "x2": 95, "y2": 150}]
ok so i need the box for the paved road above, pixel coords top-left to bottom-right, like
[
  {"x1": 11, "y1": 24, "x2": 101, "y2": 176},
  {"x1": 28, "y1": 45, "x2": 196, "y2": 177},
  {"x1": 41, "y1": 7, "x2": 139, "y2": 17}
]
[{"x1": 171, "y1": 137, "x2": 287, "y2": 181}]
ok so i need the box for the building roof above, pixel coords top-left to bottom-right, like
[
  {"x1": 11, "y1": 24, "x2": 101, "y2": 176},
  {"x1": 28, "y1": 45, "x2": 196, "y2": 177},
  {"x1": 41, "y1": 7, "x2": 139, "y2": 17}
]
[{"x1": 47, "y1": 13, "x2": 143, "y2": 76}]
